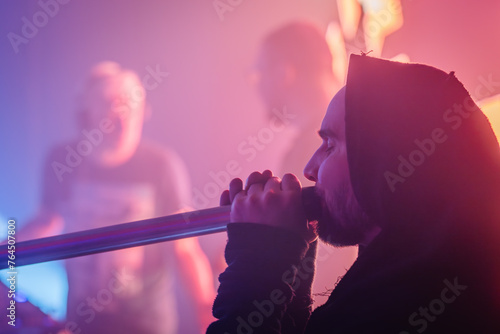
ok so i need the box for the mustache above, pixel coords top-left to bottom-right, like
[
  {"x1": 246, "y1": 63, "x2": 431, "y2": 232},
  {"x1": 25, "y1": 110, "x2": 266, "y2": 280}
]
[{"x1": 302, "y1": 186, "x2": 324, "y2": 221}]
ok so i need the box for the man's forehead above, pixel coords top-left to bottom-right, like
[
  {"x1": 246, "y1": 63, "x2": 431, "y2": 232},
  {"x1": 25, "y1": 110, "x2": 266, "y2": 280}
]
[{"x1": 320, "y1": 86, "x2": 346, "y2": 138}]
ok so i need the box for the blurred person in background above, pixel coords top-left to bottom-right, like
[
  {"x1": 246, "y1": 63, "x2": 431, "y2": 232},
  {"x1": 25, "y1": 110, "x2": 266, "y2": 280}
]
[
  {"x1": 253, "y1": 21, "x2": 357, "y2": 307},
  {"x1": 254, "y1": 21, "x2": 341, "y2": 186},
  {"x1": 19, "y1": 62, "x2": 215, "y2": 334}
]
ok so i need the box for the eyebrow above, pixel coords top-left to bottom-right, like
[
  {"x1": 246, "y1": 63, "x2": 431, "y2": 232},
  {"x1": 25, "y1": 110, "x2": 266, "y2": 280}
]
[{"x1": 318, "y1": 129, "x2": 337, "y2": 139}]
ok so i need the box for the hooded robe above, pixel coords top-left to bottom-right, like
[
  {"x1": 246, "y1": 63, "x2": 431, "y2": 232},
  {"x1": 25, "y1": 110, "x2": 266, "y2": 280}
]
[{"x1": 207, "y1": 54, "x2": 500, "y2": 334}]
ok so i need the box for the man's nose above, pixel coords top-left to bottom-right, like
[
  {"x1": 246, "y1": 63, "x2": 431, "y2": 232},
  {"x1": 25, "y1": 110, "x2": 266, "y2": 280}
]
[{"x1": 303, "y1": 154, "x2": 319, "y2": 182}]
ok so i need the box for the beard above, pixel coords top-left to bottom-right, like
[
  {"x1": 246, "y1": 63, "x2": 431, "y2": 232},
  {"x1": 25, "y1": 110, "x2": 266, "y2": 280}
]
[{"x1": 316, "y1": 181, "x2": 377, "y2": 247}]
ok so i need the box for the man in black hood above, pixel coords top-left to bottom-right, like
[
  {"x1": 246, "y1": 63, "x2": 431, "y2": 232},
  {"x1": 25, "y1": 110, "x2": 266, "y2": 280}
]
[{"x1": 207, "y1": 54, "x2": 500, "y2": 333}]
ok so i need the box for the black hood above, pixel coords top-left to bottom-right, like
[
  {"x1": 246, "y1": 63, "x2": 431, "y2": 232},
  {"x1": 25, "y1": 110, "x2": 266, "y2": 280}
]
[
  {"x1": 345, "y1": 54, "x2": 500, "y2": 231},
  {"x1": 307, "y1": 55, "x2": 500, "y2": 333}
]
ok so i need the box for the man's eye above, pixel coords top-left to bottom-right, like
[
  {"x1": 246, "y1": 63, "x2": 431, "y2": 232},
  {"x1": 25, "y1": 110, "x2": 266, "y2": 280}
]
[{"x1": 326, "y1": 139, "x2": 335, "y2": 152}]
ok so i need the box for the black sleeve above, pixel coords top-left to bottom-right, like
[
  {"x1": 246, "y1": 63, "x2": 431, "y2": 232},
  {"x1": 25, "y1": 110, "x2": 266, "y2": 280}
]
[{"x1": 207, "y1": 223, "x2": 316, "y2": 334}]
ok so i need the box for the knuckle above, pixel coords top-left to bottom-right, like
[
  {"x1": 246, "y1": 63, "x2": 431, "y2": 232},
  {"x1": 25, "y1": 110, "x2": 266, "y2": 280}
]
[
  {"x1": 229, "y1": 178, "x2": 242, "y2": 188},
  {"x1": 247, "y1": 193, "x2": 260, "y2": 205},
  {"x1": 263, "y1": 189, "x2": 279, "y2": 203},
  {"x1": 269, "y1": 176, "x2": 281, "y2": 183},
  {"x1": 247, "y1": 171, "x2": 261, "y2": 181},
  {"x1": 232, "y1": 192, "x2": 245, "y2": 204}
]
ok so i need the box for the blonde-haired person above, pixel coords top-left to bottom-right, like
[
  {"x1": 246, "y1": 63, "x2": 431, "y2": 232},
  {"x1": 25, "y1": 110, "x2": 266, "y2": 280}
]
[{"x1": 21, "y1": 61, "x2": 215, "y2": 334}]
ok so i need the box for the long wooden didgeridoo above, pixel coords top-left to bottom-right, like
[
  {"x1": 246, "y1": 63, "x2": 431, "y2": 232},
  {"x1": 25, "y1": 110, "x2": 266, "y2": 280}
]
[{"x1": 0, "y1": 187, "x2": 322, "y2": 270}]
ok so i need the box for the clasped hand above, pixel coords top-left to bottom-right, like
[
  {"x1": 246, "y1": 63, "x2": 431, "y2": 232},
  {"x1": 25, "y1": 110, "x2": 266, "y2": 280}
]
[{"x1": 220, "y1": 170, "x2": 317, "y2": 244}]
